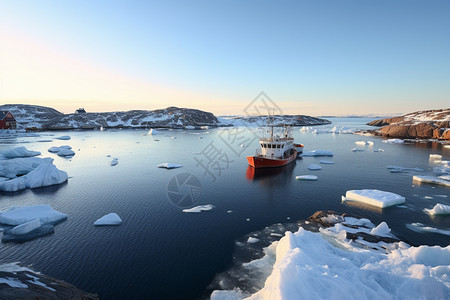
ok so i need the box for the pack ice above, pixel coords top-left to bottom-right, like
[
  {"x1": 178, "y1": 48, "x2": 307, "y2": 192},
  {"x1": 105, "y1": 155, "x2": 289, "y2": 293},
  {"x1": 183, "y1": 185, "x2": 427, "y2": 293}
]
[{"x1": 342, "y1": 189, "x2": 405, "y2": 208}]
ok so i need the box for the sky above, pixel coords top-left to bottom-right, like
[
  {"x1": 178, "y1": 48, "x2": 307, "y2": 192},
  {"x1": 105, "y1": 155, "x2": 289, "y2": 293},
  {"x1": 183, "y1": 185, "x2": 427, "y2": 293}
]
[{"x1": 0, "y1": 0, "x2": 449, "y2": 116}]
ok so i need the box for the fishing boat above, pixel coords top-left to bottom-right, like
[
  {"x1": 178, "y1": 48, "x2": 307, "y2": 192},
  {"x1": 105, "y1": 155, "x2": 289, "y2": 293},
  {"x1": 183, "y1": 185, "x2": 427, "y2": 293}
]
[{"x1": 246, "y1": 122, "x2": 303, "y2": 168}]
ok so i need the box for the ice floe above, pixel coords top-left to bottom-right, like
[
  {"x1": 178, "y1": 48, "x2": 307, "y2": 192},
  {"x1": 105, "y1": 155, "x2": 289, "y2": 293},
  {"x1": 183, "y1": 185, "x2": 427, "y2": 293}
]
[
  {"x1": 355, "y1": 141, "x2": 374, "y2": 146},
  {"x1": 413, "y1": 175, "x2": 450, "y2": 187},
  {"x1": 110, "y1": 158, "x2": 119, "y2": 166},
  {"x1": 48, "y1": 145, "x2": 74, "y2": 156},
  {"x1": 424, "y1": 203, "x2": 450, "y2": 215},
  {"x1": 0, "y1": 146, "x2": 40, "y2": 159},
  {"x1": 307, "y1": 164, "x2": 322, "y2": 170},
  {"x1": 213, "y1": 217, "x2": 450, "y2": 299},
  {"x1": 351, "y1": 147, "x2": 365, "y2": 152},
  {"x1": 9, "y1": 219, "x2": 42, "y2": 236},
  {"x1": 406, "y1": 223, "x2": 450, "y2": 236},
  {"x1": 300, "y1": 150, "x2": 333, "y2": 157},
  {"x1": 185, "y1": 125, "x2": 195, "y2": 130},
  {"x1": 247, "y1": 237, "x2": 260, "y2": 243},
  {"x1": 55, "y1": 135, "x2": 71, "y2": 140},
  {"x1": 386, "y1": 166, "x2": 424, "y2": 173},
  {"x1": 158, "y1": 163, "x2": 183, "y2": 169},
  {"x1": 342, "y1": 189, "x2": 405, "y2": 208},
  {"x1": 94, "y1": 213, "x2": 122, "y2": 226},
  {"x1": 148, "y1": 129, "x2": 160, "y2": 135},
  {"x1": 369, "y1": 222, "x2": 391, "y2": 237},
  {"x1": 295, "y1": 175, "x2": 318, "y2": 181},
  {"x1": 383, "y1": 138, "x2": 404, "y2": 144},
  {"x1": 182, "y1": 205, "x2": 215, "y2": 213},
  {"x1": 319, "y1": 160, "x2": 334, "y2": 164}
]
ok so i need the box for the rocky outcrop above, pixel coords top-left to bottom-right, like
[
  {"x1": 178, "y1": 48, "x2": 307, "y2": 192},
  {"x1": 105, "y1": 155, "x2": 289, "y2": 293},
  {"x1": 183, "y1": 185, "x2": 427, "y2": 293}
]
[
  {"x1": 219, "y1": 115, "x2": 331, "y2": 127},
  {"x1": 367, "y1": 108, "x2": 450, "y2": 140},
  {"x1": 0, "y1": 104, "x2": 64, "y2": 129},
  {"x1": 0, "y1": 268, "x2": 98, "y2": 300}
]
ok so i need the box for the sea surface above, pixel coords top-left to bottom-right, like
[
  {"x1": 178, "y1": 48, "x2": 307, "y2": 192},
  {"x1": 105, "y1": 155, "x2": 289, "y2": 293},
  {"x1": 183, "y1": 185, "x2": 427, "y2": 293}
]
[{"x1": 0, "y1": 117, "x2": 449, "y2": 299}]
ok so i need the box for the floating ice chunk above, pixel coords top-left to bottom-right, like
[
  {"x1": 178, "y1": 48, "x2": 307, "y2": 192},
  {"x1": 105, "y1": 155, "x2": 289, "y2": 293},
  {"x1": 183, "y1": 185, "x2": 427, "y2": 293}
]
[
  {"x1": 211, "y1": 289, "x2": 245, "y2": 300},
  {"x1": 319, "y1": 160, "x2": 334, "y2": 164},
  {"x1": 158, "y1": 163, "x2": 183, "y2": 169},
  {"x1": 0, "y1": 277, "x2": 28, "y2": 288},
  {"x1": 94, "y1": 213, "x2": 122, "y2": 226},
  {"x1": 185, "y1": 125, "x2": 195, "y2": 130},
  {"x1": 383, "y1": 138, "x2": 404, "y2": 144},
  {"x1": 110, "y1": 158, "x2": 119, "y2": 166},
  {"x1": 57, "y1": 148, "x2": 75, "y2": 157},
  {"x1": 295, "y1": 175, "x2": 318, "y2": 181},
  {"x1": 0, "y1": 205, "x2": 67, "y2": 226},
  {"x1": 182, "y1": 204, "x2": 215, "y2": 213},
  {"x1": 48, "y1": 145, "x2": 72, "y2": 153},
  {"x1": 247, "y1": 237, "x2": 260, "y2": 243},
  {"x1": 406, "y1": 223, "x2": 450, "y2": 236},
  {"x1": 413, "y1": 175, "x2": 450, "y2": 187},
  {"x1": 439, "y1": 174, "x2": 450, "y2": 181},
  {"x1": 0, "y1": 146, "x2": 40, "y2": 159},
  {"x1": 301, "y1": 150, "x2": 333, "y2": 157},
  {"x1": 424, "y1": 203, "x2": 450, "y2": 215},
  {"x1": 343, "y1": 189, "x2": 405, "y2": 208},
  {"x1": 373, "y1": 149, "x2": 385, "y2": 152},
  {"x1": 307, "y1": 164, "x2": 322, "y2": 170},
  {"x1": 148, "y1": 129, "x2": 160, "y2": 135},
  {"x1": 351, "y1": 148, "x2": 365, "y2": 152},
  {"x1": 355, "y1": 141, "x2": 373, "y2": 146},
  {"x1": 370, "y1": 222, "x2": 391, "y2": 237},
  {"x1": 0, "y1": 157, "x2": 53, "y2": 178},
  {"x1": 10, "y1": 219, "x2": 41, "y2": 235},
  {"x1": 55, "y1": 135, "x2": 71, "y2": 140}
]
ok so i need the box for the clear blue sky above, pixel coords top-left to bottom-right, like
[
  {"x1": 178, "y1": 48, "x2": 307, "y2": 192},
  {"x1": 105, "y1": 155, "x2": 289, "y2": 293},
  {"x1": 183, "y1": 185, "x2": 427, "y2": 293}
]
[{"x1": 0, "y1": 0, "x2": 449, "y2": 115}]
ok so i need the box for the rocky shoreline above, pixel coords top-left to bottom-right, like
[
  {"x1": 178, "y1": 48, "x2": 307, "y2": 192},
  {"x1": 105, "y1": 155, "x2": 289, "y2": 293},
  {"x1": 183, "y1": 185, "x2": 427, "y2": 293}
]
[{"x1": 365, "y1": 108, "x2": 450, "y2": 140}]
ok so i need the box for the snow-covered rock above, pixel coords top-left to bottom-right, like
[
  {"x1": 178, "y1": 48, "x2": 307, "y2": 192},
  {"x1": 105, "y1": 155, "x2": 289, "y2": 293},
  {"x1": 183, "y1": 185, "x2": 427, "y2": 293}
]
[
  {"x1": 157, "y1": 163, "x2": 183, "y2": 169},
  {"x1": 0, "y1": 147, "x2": 40, "y2": 159},
  {"x1": 300, "y1": 150, "x2": 333, "y2": 157},
  {"x1": 295, "y1": 175, "x2": 318, "y2": 181},
  {"x1": 307, "y1": 164, "x2": 322, "y2": 170},
  {"x1": 342, "y1": 189, "x2": 405, "y2": 208},
  {"x1": 182, "y1": 205, "x2": 215, "y2": 213},
  {"x1": 0, "y1": 205, "x2": 67, "y2": 226},
  {"x1": 218, "y1": 115, "x2": 330, "y2": 127},
  {"x1": 424, "y1": 203, "x2": 450, "y2": 215},
  {"x1": 94, "y1": 213, "x2": 122, "y2": 226}
]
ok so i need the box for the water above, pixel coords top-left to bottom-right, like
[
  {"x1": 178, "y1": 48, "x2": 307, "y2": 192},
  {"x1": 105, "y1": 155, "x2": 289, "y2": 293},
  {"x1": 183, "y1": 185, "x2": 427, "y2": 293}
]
[{"x1": 0, "y1": 118, "x2": 449, "y2": 299}]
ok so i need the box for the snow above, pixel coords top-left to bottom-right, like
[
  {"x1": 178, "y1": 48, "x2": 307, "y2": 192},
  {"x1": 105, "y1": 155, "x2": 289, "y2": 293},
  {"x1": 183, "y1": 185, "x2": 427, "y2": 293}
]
[
  {"x1": 319, "y1": 160, "x2": 334, "y2": 164},
  {"x1": 0, "y1": 146, "x2": 40, "y2": 159},
  {"x1": 182, "y1": 204, "x2": 215, "y2": 213},
  {"x1": 406, "y1": 223, "x2": 450, "y2": 236},
  {"x1": 158, "y1": 163, "x2": 183, "y2": 169},
  {"x1": 424, "y1": 203, "x2": 450, "y2": 215},
  {"x1": 10, "y1": 219, "x2": 41, "y2": 235},
  {"x1": 300, "y1": 150, "x2": 333, "y2": 157},
  {"x1": 110, "y1": 158, "x2": 119, "y2": 166},
  {"x1": 295, "y1": 175, "x2": 318, "y2": 181},
  {"x1": 307, "y1": 164, "x2": 322, "y2": 170},
  {"x1": 247, "y1": 237, "x2": 260, "y2": 243},
  {"x1": 342, "y1": 189, "x2": 405, "y2": 208},
  {"x1": 370, "y1": 222, "x2": 391, "y2": 237},
  {"x1": 217, "y1": 224, "x2": 450, "y2": 299},
  {"x1": 0, "y1": 205, "x2": 67, "y2": 226},
  {"x1": 0, "y1": 162, "x2": 68, "y2": 192},
  {"x1": 383, "y1": 139, "x2": 404, "y2": 144},
  {"x1": 55, "y1": 135, "x2": 71, "y2": 140},
  {"x1": 94, "y1": 213, "x2": 122, "y2": 226},
  {"x1": 413, "y1": 175, "x2": 450, "y2": 187}
]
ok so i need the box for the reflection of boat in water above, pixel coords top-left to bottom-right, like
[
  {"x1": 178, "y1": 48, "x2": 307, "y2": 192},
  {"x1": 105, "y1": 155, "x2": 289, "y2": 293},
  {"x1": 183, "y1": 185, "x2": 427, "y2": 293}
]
[
  {"x1": 247, "y1": 122, "x2": 303, "y2": 168},
  {"x1": 245, "y1": 161, "x2": 297, "y2": 186}
]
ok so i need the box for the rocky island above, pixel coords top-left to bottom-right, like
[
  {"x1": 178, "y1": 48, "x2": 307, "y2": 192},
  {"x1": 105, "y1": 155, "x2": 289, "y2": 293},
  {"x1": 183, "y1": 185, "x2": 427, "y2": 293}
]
[
  {"x1": 366, "y1": 108, "x2": 450, "y2": 140},
  {"x1": 0, "y1": 104, "x2": 331, "y2": 130}
]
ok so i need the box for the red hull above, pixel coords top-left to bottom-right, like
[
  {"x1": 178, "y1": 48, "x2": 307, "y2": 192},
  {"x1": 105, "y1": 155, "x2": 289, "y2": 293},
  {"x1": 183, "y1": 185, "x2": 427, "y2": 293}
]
[{"x1": 247, "y1": 152, "x2": 297, "y2": 168}]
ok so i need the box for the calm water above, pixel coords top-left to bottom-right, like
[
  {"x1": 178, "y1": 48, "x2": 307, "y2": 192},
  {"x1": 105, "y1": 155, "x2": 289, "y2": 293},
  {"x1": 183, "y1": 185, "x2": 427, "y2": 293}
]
[{"x1": 0, "y1": 118, "x2": 449, "y2": 299}]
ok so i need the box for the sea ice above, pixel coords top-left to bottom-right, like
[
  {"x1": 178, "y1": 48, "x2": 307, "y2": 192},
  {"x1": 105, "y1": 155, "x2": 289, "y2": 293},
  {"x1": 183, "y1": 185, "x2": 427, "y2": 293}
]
[
  {"x1": 10, "y1": 219, "x2": 41, "y2": 235},
  {"x1": 0, "y1": 205, "x2": 67, "y2": 226},
  {"x1": 424, "y1": 203, "x2": 450, "y2": 215},
  {"x1": 307, "y1": 164, "x2": 322, "y2": 170},
  {"x1": 158, "y1": 163, "x2": 183, "y2": 169},
  {"x1": 295, "y1": 175, "x2": 318, "y2": 181},
  {"x1": 342, "y1": 189, "x2": 405, "y2": 208},
  {"x1": 55, "y1": 135, "x2": 71, "y2": 140},
  {"x1": 185, "y1": 125, "x2": 195, "y2": 130},
  {"x1": 351, "y1": 148, "x2": 365, "y2": 152},
  {"x1": 149, "y1": 129, "x2": 160, "y2": 135},
  {"x1": 94, "y1": 213, "x2": 122, "y2": 226},
  {"x1": 182, "y1": 205, "x2": 215, "y2": 213},
  {"x1": 319, "y1": 160, "x2": 334, "y2": 164},
  {"x1": 300, "y1": 150, "x2": 333, "y2": 157},
  {"x1": 247, "y1": 237, "x2": 260, "y2": 243},
  {"x1": 355, "y1": 141, "x2": 374, "y2": 146},
  {"x1": 110, "y1": 158, "x2": 119, "y2": 166},
  {"x1": 370, "y1": 222, "x2": 391, "y2": 237},
  {"x1": 0, "y1": 146, "x2": 40, "y2": 159},
  {"x1": 406, "y1": 223, "x2": 450, "y2": 236},
  {"x1": 56, "y1": 148, "x2": 75, "y2": 157},
  {"x1": 48, "y1": 145, "x2": 72, "y2": 153},
  {"x1": 413, "y1": 175, "x2": 450, "y2": 187},
  {"x1": 383, "y1": 138, "x2": 404, "y2": 144}
]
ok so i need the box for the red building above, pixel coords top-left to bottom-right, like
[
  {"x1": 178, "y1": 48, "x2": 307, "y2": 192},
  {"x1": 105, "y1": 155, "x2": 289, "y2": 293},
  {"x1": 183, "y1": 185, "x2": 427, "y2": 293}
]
[{"x1": 0, "y1": 111, "x2": 17, "y2": 129}]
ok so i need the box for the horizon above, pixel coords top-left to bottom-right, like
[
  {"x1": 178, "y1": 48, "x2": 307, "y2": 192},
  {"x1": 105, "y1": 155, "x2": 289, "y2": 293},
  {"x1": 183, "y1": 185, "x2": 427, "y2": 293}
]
[{"x1": 1, "y1": 1, "x2": 449, "y2": 116}]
